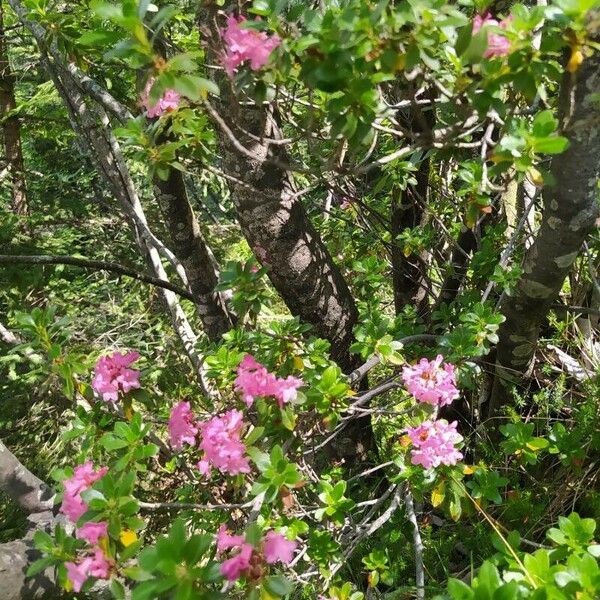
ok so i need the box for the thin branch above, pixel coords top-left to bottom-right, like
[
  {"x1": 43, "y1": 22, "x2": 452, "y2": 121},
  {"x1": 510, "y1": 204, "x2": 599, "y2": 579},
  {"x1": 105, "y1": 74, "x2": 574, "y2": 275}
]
[
  {"x1": 550, "y1": 304, "x2": 600, "y2": 318},
  {"x1": 202, "y1": 99, "x2": 310, "y2": 174},
  {"x1": 405, "y1": 488, "x2": 425, "y2": 600},
  {"x1": 139, "y1": 500, "x2": 250, "y2": 512},
  {"x1": 0, "y1": 254, "x2": 195, "y2": 301},
  {"x1": 347, "y1": 334, "x2": 439, "y2": 385}
]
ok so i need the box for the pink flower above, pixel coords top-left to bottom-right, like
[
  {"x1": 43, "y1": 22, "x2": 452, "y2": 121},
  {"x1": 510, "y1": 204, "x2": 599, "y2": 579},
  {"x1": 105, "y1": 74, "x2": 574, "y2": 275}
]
[
  {"x1": 272, "y1": 375, "x2": 303, "y2": 408},
  {"x1": 197, "y1": 410, "x2": 250, "y2": 476},
  {"x1": 76, "y1": 522, "x2": 108, "y2": 545},
  {"x1": 472, "y1": 14, "x2": 511, "y2": 58},
  {"x1": 65, "y1": 557, "x2": 93, "y2": 593},
  {"x1": 216, "y1": 524, "x2": 246, "y2": 554},
  {"x1": 61, "y1": 493, "x2": 88, "y2": 523},
  {"x1": 92, "y1": 351, "x2": 141, "y2": 403},
  {"x1": 340, "y1": 196, "x2": 353, "y2": 209},
  {"x1": 234, "y1": 354, "x2": 303, "y2": 407},
  {"x1": 221, "y1": 16, "x2": 280, "y2": 77},
  {"x1": 402, "y1": 355, "x2": 459, "y2": 407},
  {"x1": 60, "y1": 462, "x2": 108, "y2": 523},
  {"x1": 407, "y1": 419, "x2": 463, "y2": 469},
  {"x1": 65, "y1": 548, "x2": 111, "y2": 592},
  {"x1": 263, "y1": 531, "x2": 297, "y2": 565},
  {"x1": 141, "y1": 78, "x2": 181, "y2": 118},
  {"x1": 196, "y1": 458, "x2": 211, "y2": 476},
  {"x1": 220, "y1": 542, "x2": 253, "y2": 581},
  {"x1": 234, "y1": 354, "x2": 274, "y2": 407},
  {"x1": 88, "y1": 548, "x2": 112, "y2": 578},
  {"x1": 168, "y1": 401, "x2": 198, "y2": 449}
]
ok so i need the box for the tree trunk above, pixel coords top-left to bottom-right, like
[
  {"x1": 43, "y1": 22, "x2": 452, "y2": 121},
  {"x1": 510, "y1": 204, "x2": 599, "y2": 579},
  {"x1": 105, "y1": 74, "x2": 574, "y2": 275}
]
[
  {"x1": 199, "y1": 8, "x2": 359, "y2": 370},
  {"x1": 224, "y1": 110, "x2": 359, "y2": 369},
  {"x1": 0, "y1": 0, "x2": 29, "y2": 218},
  {"x1": 490, "y1": 44, "x2": 600, "y2": 414},
  {"x1": 391, "y1": 167, "x2": 430, "y2": 317},
  {"x1": 433, "y1": 225, "x2": 478, "y2": 310},
  {"x1": 153, "y1": 169, "x2": 236, "y2": 341},
  {"x1": 390, "y1": 90, "x2": 434, "y2": 318}
]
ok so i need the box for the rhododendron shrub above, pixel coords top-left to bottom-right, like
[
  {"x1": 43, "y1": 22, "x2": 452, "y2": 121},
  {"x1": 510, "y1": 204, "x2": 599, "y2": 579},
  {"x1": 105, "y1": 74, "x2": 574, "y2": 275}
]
[
  {"x1": 32, "y1": 344, "x2": 468, "y2": 597},
  {"x1": 14, "y1": 0, "x2": 600, "y2": 598},
  {"x1": 168, "y1": 400, "x2": 197, "y2": 449},
  {"x1": 235, "y1": 354, "x2": 303, "y2": 407},
  {"x1": 197, "y1": 409, "x2": 251, "y2": 476},
  {"x1": 407, "y1": 419, "x2": 464, "y2": 469},
  {"x1": 60, "y1": 462, "x2": 108, "y2": 522}
]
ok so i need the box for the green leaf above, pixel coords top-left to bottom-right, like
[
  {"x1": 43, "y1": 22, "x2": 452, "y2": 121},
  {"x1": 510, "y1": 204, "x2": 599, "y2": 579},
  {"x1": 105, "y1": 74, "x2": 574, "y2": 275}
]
[
  {"x1": 32, "y1": 530, "x2": 54, "y2": 552},
  {"x1": 320, "y1": 366, "x2": 339, "y2": 390},
  {"x1": 475, "y1": 561, "x2": 502, "y2": 596},
  {"x1": 245, "y1": 522, "x2": 263, "y2": 546},
  {"x1": 264, "y1": 574, "x2": 294, "y2": 597},
  {"x1": 26, "y1": 557, "x2": 55, "y2": 577},
  {"x1": 245, "y1": 426, "x2": 265, "y2": 446},
  {"x1": 280, "y1": 406, "x2": 296, "y2": 431},
  {"x1": 455, "y1": 23, "x2": 473, "y2": 57},
  {"x1": 531, "y1": 136, "x2": 569, "y2": 154},
  {"x1": 587, "y1": 544, "x2": 600, "y2": 557},
  {"x1": 183, "y1": 534, "x2": 211, "y2": 563},
  {"x1": 461, "y1": 27, "x2": 489, "y2": 64},
  {"x1": 78, "y1": 30, "x2": 122, "y2": 46},
  {"x1": 100, "y1": 433, "x2": 129, "y2": 451},
  {"x1": 173, "y1": 75, "x2": 219, "y2": 101},
  {"x1": 247, "y1": 447, "x2": 270, "y2": 472},
  {"x1": 447, "y1": 578, "x2": 475, "y2": 600},
  {"x1": 168, "y1": 53, "x2": 200, "y2": 74},
  {"x1": 111, "y1": 579, "x2": 127, "y2": 600},
  {"x1": 532, "y1": 110, "x2": 558, "y2": 137}
]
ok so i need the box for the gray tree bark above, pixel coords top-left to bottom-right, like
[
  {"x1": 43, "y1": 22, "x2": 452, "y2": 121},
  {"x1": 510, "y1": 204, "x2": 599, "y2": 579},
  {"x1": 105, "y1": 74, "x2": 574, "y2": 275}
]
[
  {"x1": 0, "y1": 440, "x2": 53, "y2": 514},
  {"x1": 199, "y1": 8, "x2": 359, "y2": 370},
  {"x1": 490, "y1": 38, "x2": 600, "y2": 413},
  {"x1": 221, "y1": 115, "x2": 359, "y2": 369},
  {"x1": 153, "y1": 166, "x2": 236, "y2": 340}
]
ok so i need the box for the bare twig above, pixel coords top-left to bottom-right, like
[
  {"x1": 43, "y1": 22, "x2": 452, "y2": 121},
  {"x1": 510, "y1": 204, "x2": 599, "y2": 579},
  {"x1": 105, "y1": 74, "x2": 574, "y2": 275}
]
[
  {"x1": 0, "y1": 254, "x2": 194, "y2": 301},
  {"x1": 405, "y1": 488, "x2": 425, "y2": 600},
  {"x1": 139, "y1": 500, "x2": 250, "y2": 511}
]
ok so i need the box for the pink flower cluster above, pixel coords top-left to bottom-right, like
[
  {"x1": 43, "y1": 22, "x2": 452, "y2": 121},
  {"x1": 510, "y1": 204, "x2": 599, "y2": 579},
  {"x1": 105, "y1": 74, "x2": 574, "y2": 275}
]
[
  {"x1": 167, "y1": 402, "x2": 251, "y2": 477},
  {"x1": 92, "y1": 351, "x2": 141, "y2": 403},
  {"x1": 401, "y1": 354, "x2": 459, "y2": 407},
  {"x1": 168, "y1": 401, "x2": 197, "y2": 449},
  {"x1": 60, "y1": 462, "x2": 108, "y2": 523},
  {"x1": 65, "y1": 548, "x2": 112, "y2": 593},
  {"x1": 407, "y1": 419, "x2": 464, "y2": 469},
  {"x1": 141, "y1": 78, "x2": 181, "y2": 118},
  {"x1": 472, "y1": 14, "x2": 512, "y2": 58},
  {"x1": 221, "y1": 16, "x2": 281, "y2": 77},
  {"x1": 235, "y1": 354, "x2": 303, "y2": 408},
  {"x1": 197, "y1": 410, "x2": 250, "y2": 476},
  {"x1": 60, "y1": 463, "x2": 111, "y2": 592},
  {"x1": 216, "y1": 525, "x2": 297, "y2": 582}
]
